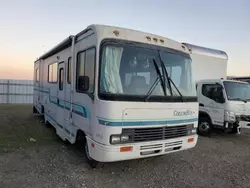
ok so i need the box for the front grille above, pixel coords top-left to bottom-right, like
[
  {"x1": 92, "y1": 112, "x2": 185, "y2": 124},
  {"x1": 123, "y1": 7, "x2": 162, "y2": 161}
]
[{"x1": 122, "y1": 125, "x2": 190, "y2": 142}]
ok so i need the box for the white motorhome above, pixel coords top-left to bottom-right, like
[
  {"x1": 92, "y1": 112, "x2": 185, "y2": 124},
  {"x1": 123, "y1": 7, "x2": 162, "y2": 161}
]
[
  {"x1": 183, "y1": 43, "x2": 250, "y2": 135},
  {"x1": 33, "y1": 24, "x2": 198, "y2": 168}
]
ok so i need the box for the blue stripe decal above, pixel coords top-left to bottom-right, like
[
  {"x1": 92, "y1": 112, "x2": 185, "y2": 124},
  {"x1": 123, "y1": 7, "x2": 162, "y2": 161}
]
[
  {"x1": 34, "y1": 87, "x2": 89, "y2": 119},
  {"x1": 97, "y1": 118, "x2": 198, "y2": 126}
]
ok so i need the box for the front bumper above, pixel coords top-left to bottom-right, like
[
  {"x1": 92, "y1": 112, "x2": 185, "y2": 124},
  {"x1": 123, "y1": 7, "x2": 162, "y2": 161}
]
[
  {"x1": 86, "y1": 135, "x2": 198, "y2": 162},
  {"x1": 239, "y1": 115, "x2": 250, "y2": 122}
]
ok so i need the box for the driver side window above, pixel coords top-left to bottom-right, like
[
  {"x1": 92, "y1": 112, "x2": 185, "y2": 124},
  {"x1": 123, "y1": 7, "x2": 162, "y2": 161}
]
[{"x1": 202, "y1": 84, "x2": 224, "y2": 103}]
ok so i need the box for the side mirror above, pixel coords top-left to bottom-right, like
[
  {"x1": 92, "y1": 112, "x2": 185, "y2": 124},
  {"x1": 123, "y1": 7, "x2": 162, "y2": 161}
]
[{"x1": 77, "y1": 76, "x2": 89, "y2": 92}]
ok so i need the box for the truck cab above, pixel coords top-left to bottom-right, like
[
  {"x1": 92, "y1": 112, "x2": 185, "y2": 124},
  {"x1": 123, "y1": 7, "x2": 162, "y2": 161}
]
[{"x1": 196, "y1": 79, "x2": 250, "y2": 134}]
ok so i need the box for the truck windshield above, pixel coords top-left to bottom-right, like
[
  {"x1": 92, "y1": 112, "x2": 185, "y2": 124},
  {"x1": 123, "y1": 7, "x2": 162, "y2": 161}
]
[
  {"x1": 99, "y1": 41, "x2": 196, "y2": 102},
  {"x1": 223, "y1": 81, "x2": 250, "y2": 101}
]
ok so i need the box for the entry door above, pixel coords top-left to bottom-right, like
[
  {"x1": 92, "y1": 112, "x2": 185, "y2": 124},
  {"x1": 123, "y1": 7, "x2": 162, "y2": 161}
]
[
  {"x1": 57, "y1": 62, "x2": 66, "y2": 131},
  {"x1": 200, "y1": 83, "x2": 225, "y2": 126},
  {"x1": 209, "y1": 99, "x2": 225, "y2": 126}
]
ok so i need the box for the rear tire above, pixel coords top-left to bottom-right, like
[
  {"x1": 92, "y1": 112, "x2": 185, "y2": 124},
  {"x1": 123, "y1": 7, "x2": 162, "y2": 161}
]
[
  {"x1": 198, "y1": 117, "x2": 212, "y2": 136},
  {"x1": 33, "y1": 106, "x2": 38, "y2": 114}
]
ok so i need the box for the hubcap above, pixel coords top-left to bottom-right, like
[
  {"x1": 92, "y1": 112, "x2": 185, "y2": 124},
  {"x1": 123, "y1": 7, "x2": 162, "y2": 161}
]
[{"x1": 199, "y1": 121, "x2": 210, "y2": 132}]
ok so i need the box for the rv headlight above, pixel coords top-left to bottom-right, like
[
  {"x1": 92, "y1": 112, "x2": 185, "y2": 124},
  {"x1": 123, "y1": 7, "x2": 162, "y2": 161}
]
[
  {"x1": 191, "y1": 129, "x2": 197, "y2": 134},
  {"x1": 110, "y1": 135, "x2": 121, "y2": 144},
  {"x1": 110, "y1": 135, "x2": 130, "y2": 144},
  {"x1": 121, "y1": 135, "x2": 129, "y2": 142},
  {"x1": 187, "y1": 124, "x2": 196, "y2": 135},
  {"x1": 225, "y1": 111, "x2": 236, "y2": 122}
]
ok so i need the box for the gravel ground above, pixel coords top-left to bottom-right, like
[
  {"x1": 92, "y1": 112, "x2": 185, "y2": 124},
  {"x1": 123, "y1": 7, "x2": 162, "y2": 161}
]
[{"x1": 0, "y1": 105, "x2": 250, "y2": 188}]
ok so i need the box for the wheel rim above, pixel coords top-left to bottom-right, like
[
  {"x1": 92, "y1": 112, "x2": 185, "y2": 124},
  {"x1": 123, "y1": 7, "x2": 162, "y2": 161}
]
[{"x1": 199, "y1": 121, "x2": 210, "y2": 133}]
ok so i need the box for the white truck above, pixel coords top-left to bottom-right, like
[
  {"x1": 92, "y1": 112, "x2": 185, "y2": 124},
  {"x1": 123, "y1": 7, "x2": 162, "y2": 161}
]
[
  {"x1": 33, "y1": 24, "x2": 199, "y2": 168},
  {"x1": 183, "y1": 43, "x2": 250, "y2": 135}
]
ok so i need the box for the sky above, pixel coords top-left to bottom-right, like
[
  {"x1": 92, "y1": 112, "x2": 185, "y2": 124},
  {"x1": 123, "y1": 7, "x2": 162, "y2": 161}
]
[{"x1": 0, "y1": 0, "x2": 249, "y2": 80}]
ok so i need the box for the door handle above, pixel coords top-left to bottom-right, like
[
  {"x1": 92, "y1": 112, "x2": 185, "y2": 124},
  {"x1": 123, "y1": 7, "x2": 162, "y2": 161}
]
[{"x1": 199, "y1": 103, "x2": 204, "y2": 107}]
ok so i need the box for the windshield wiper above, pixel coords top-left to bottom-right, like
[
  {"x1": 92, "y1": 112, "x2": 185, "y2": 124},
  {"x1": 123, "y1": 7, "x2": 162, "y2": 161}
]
[
  {"x1": 159, "y1": 57, "x2": 185, "y2": 102},
  {"x1": 145, "y1": 59, "x2": 166, "y2": 101},
  {"x1": 159, "y1": 58, "x2": 173, "y2": 97},
  {"x1": 145, "y1": 58, "x2": 185, "y2": 102},
  {"x1": 144, "y1": 77, "x2": 160, "y2": 102},
  {"x1": 168, "y1": 77, "x2": 186, "y2": 102}
]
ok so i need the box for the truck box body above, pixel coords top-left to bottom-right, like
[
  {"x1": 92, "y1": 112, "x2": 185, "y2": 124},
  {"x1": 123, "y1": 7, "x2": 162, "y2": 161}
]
[{"x1": 182, "y1": 43, "x2": 228, "y2": 81}]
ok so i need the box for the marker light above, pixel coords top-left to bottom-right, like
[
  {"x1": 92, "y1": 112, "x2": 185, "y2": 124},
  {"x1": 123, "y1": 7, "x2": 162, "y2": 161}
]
[
  {"x1": 113, "y1": 30, "x2": 119, "y2": 36},
  {"x1": 146, "y1": 36, "x2": 151, "y2": 41},
  {"x1": 153, "y1": 37, "x2": 158, "y2": 42}
]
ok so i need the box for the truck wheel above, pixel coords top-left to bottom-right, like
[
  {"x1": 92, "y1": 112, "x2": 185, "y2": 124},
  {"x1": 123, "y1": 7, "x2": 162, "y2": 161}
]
[
  {"x1": 229, "y1": 126, "x2": 241, "y2": 134},
  {"x1": 198, "y1": 117, "x2": 211, "y2": 136},
  {"x1": 84, "y1": 141, "x2": 104, "y2": 169}
]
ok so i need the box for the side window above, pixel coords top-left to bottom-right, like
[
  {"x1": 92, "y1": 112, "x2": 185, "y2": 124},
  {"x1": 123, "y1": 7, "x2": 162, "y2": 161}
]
[
  {"x1": 48, "y1": 63, "x2": 58, "y2": 83},
  {"x1": 202, "y1": 84, "x2": 214, "y2": 99},
  {"x1": 59, "y1": 68, "x2": 64, "y2": 90},
  {"x1": 76, "y1": 48, "x2": 95, "y2": 93},
  {"x1": 67, "y1": 57, "x2": 71, "y2": 84},
  {"x1": 85, "y1": 48, "x2": 95, "y2": 93},
  {"x1": 35, "y1": 68, "x2": 39, "y2": 82},
  {"x1": 202, "y1": 84, "x2": 223, "y2": 102},
  {"x1": 77, "y1": 52, "x2": 85, "y2": 77}
]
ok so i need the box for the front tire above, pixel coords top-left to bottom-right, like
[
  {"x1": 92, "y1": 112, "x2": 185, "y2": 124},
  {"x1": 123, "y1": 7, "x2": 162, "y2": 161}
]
[
  {"x1": 198, "y1": 117, "x2": 212, "y2": 136},
  {"x1": 229, "y1": 125, "x2": 241, "y2": 134},
  {"x1": 84, "y1": 140, "x2": 104, "y2": 169}
]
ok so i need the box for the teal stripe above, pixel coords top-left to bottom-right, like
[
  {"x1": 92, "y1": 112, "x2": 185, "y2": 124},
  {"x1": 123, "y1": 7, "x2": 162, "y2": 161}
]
[
  {"x1": 97, "y1": 117, "x2": 198, "y2": 126},
  {"x1": 34, "y1": 87, "x2": 89, "y2": 119}
]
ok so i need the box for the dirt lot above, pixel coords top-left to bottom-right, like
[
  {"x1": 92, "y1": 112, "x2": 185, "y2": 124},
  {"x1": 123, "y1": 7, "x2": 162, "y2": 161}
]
[{"x1": 0, "y1": 105, "x2": 250, "y2": 188}]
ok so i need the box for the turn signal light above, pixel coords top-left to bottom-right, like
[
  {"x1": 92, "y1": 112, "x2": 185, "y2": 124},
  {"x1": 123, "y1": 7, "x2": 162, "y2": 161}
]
[
  {"x1": 187, "y1": 138, "x2": 194, "y2": 143},
  {"x1": 120, "y1": 146, "x2": 133, "y2": 152}
]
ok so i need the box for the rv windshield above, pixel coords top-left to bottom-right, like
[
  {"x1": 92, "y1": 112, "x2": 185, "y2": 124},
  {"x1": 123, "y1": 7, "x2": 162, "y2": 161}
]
[
  {"x1": 99, "y1": 41, "x2": 196, "y2": 102},
  {"x1": 223, "y1": 81, "x2": 250, "y2": 101}
]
